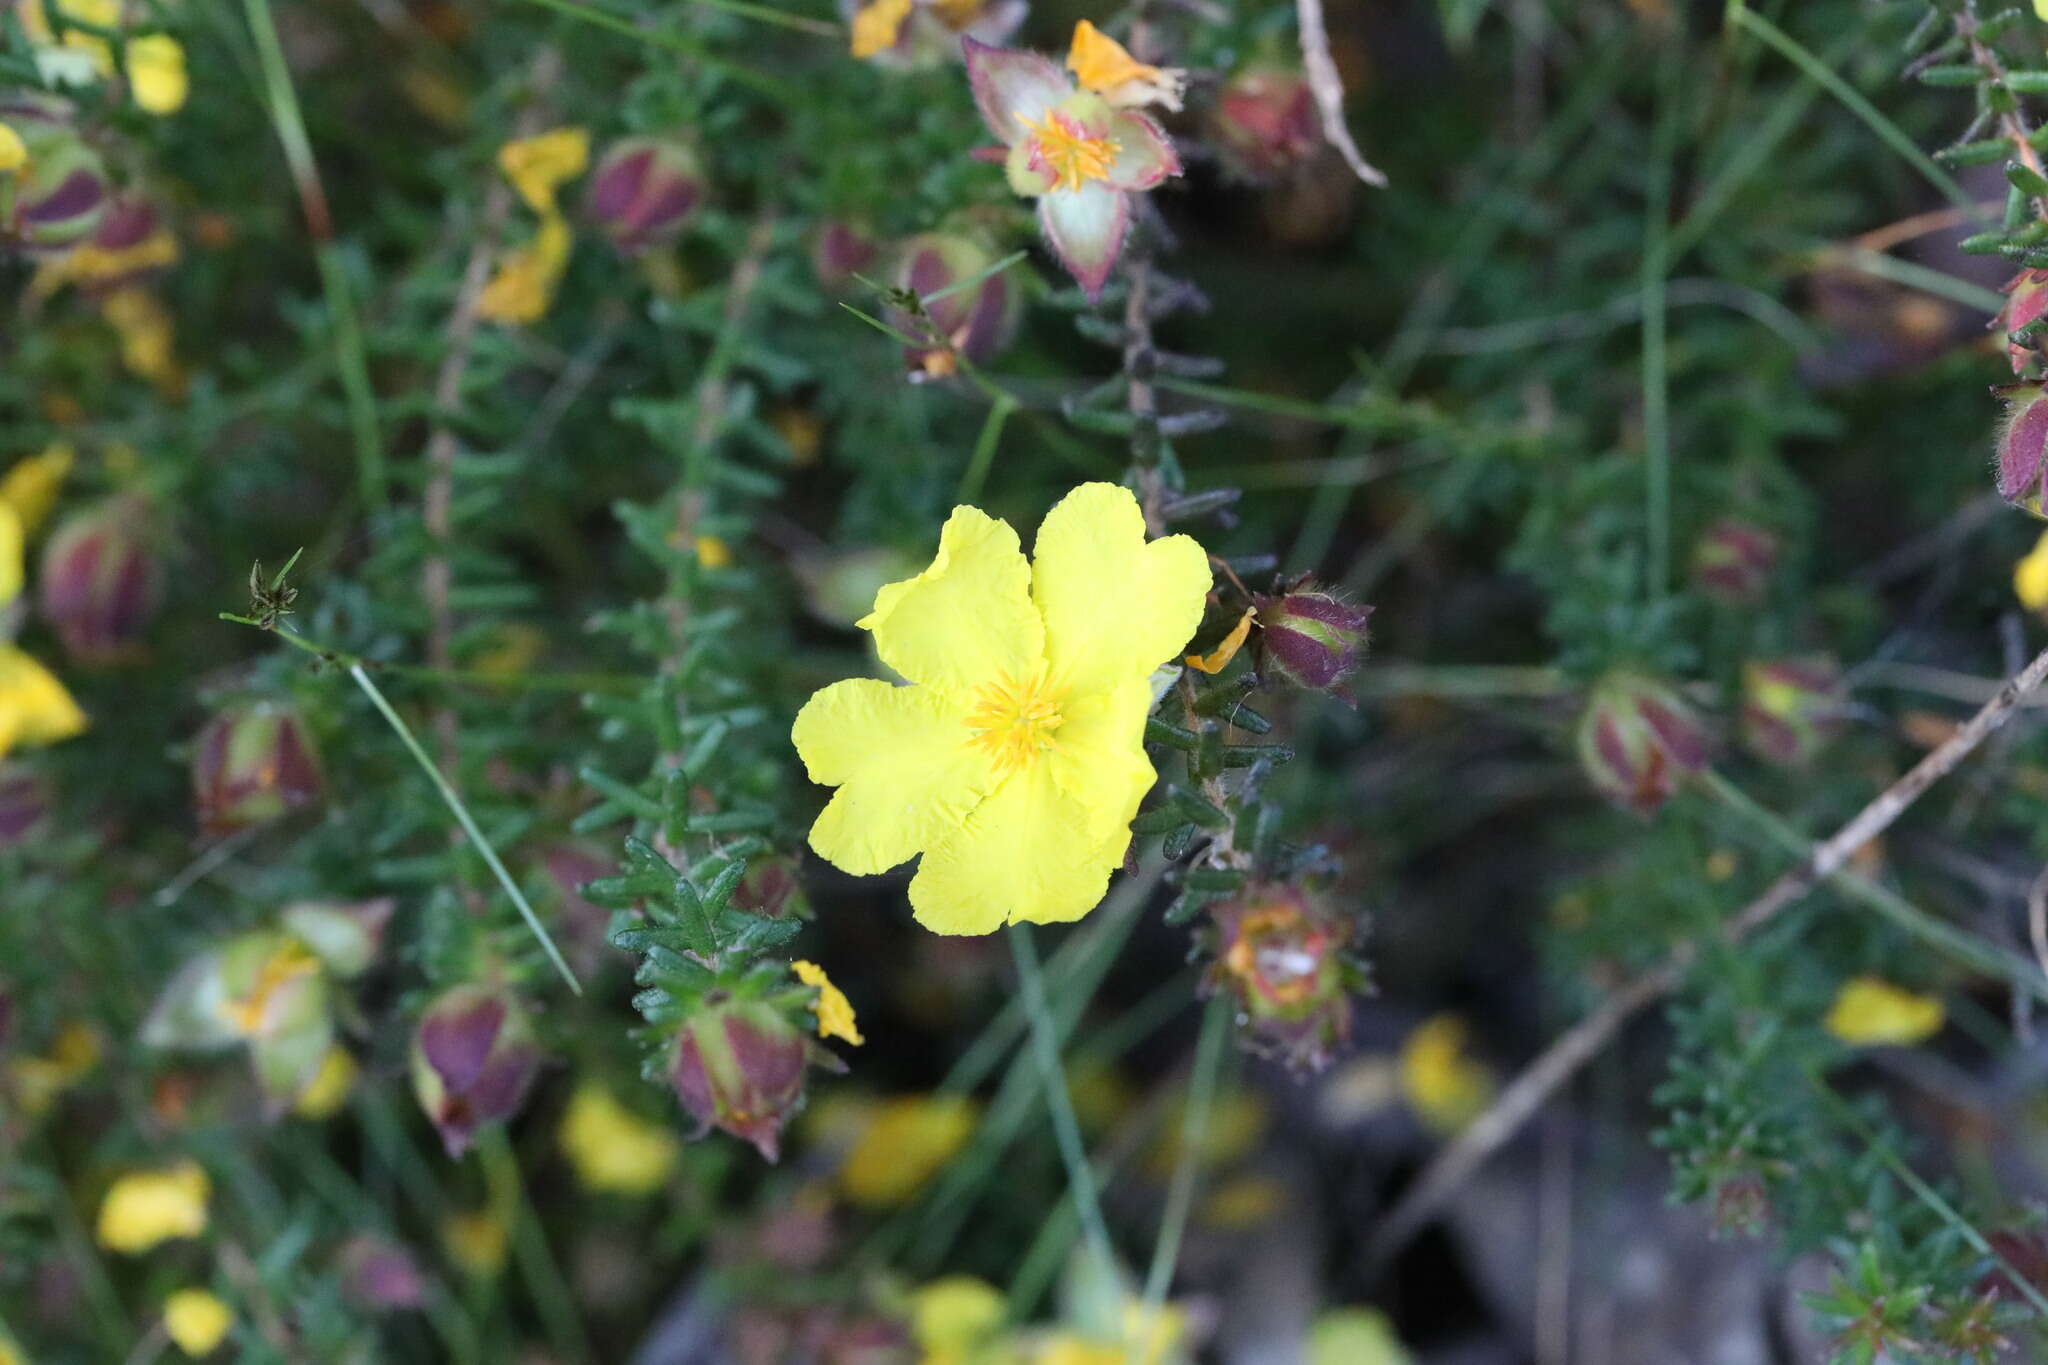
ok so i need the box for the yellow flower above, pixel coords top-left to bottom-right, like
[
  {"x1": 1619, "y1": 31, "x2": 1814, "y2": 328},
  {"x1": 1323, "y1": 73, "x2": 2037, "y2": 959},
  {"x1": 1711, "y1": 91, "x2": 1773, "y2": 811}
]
[
  {"x1": 558, "y1": 1083, "x2": 681, "y2": 1194},
  {"x1": 0, "y1": 122, "x2": 26, "y2": 173},
  {"x1": 1066, "y1": 20, "x2": 1185, "y2": 112},
  {"x1": 1185, "y1": 607, "x2": 1254, "y2": 674},
  {"x1": 163, "y1": 1289, "x2": 234, "y2": 1357},
  {"x1": 2017, "y1": 530, "x2": 2048, "y2": 611},
  {"x1": 792, "y1": 959, "x2": 865, "y2": 1046},
  {"x1": 1, "y1": 444, "x2": 74, "y2": 537},
  {"x1": 499, "y1": 127, "x2": 589, "y2": 214},
  {"x1": 791, "y1": 483, "x2": 1210, "y2": 934},
  {"x1": 443, "y1": 1208, "x2": 509, "y2": 1277},
  {"x1": 1307, "y1": 1308, "x2": 1412, "y2": 1365},
  {"x1": 0, "y1": 644, "x2": 89, "y2": 759},
  {"x1": 1399, "y1": 1015, "x2": 1493, "y2": 1134},
  {"x1": 840, "y1": 1093, "x2": 978, "y2": 1206},
  {"x1": 850, "y1": 0, "x2": 913, "y2": 57},
  {"x1": 695, "y1": 533, "x2": 734, "y2": 569},
  {"x1": 97, "y1": 1161, "x2": 210, "y2": 1254},
  {"x1": 291, "y1": 1046, "x2": 358, "y2": 1120},
  {"x1": 127, "y1": 34, "x2": 188, "y2": 115},
  {"x1": 1824, "y1": 976, "x2": 1944, "y2": 1046},
  {"x1": 478, "y1": 213, "x2": 572, "y2": 324},
  {"x1": 101, "y1": 287, "x2": 184, "y2": 395},
  {"x1": 911, "y1": 1275, "x2": 1005, "y2": 1359}
]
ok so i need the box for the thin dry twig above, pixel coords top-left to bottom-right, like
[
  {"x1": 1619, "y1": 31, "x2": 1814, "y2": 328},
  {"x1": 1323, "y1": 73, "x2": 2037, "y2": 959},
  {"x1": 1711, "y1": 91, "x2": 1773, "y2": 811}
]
[
  {"x1": 1295, "y1": 0, "x2": 1387, "y2": 188},
  {"x1": 2027, "y1": 863, "x2": 2048, "y2": 985},
  {"x1": 1364, "y1": 640, "x2": 2048, "y2": 1271}
]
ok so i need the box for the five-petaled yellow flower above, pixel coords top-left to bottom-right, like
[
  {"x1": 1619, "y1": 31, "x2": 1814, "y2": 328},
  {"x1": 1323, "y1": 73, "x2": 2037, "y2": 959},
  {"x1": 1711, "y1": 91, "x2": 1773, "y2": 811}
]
[
  {"x1": 792, "y1": 483, "x2": 1209, "y2": 934},
  {"x1": 792, "y1": 959, "x2": 865, "y2": 1045}
]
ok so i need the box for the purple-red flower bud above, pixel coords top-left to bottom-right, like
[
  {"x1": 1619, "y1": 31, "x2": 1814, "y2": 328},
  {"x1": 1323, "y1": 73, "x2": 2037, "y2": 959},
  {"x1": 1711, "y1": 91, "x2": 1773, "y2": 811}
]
[
  {"x1": 1577, "y1": 671, "x2": 1711, "y2": 816},
  {"x1": 1, "y1": 103, "x2": 109, "y2": 258},
  {"x1": 1204, "y1": 883, "x2": 1354, "y2": 1073},
  {"x1": 38, "y1": 494, "x2": 164, "y2": 665},
  {"x1": 1998, "y1": 380, "x2": 2048, "y2": 515},
  {"x1": 1689, "y1": 518, "x2": 1778, "y2": 605},
  {"x1": 1741, "y1": 655, "x2": 1847, "y2": 767},
  {"x1": 191, "y1": 702, "x2": 324, "y2": 836},
  {"x1": 811, "y1": 219, "x2": 879, "y2": 292},
  {"x1": 409, "y1": 983, "x2": 545, "y2": 1158},
  {"x1": 887, "y1": 232, "x2": 1021, "y2": 379},
  {"x1": 670, "y1": 997, "x2": 832, "y2": 1162},
  {"x1": 2002, "y1": 269, "x2": 2048, "y2": 374},
  {"x1": 1252, "y1": 581, "x2": 1372, "y2": 699},
  {"x1": 585, "y1": 136, "x2": 702, "y2": 254},
  {"x1": 1211, "y1": 64, "x2": 1321, "y2": 183}
]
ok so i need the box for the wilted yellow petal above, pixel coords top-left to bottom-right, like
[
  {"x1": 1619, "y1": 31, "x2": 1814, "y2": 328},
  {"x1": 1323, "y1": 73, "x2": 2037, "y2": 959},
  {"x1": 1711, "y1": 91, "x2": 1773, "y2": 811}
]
[
  {"x1": 97, "y1": 1162, "x2": 210, "y2": 1254},
  {"x1": 163, "y1": 1289, "x2": 234, "y2": 1358},
  {"x1": 127, "y1": 34, "x2": 188, "y2": 115},
  {"x1": 477, "y1": 213, "x2": 573, "y2": 324},
  {"x1": 499, "y1": 127, "x2": 589, "y2": 213},
  {"x1": 849, "y1": 0, "x2": 912, "y2": 57},
  {"x1": 792, "y1": 960, "x2": 864, "y2": 1045},
  {"x1": 1824, "y1": 976, "x2": 1944, "y2": 1046},
  {"x1": 1186, "y1": 607, "x2": 1255, "y2": 674},
  {"x1": 1066, "y1": 19, "x2": 1185, "y2": 111}
]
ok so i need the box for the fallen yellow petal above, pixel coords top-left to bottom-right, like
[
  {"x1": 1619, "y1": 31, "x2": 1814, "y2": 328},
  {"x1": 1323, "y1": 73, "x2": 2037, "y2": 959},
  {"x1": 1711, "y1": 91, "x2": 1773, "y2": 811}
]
[
  {"x1": 1825, "y1": 976, "x2": 1943, "y2": 1047},
  {"x1": 498, "y1": 127, "x2": 589, "y2": 214},
  {"x1": 792, "y1": 959, "x2": 865, "y2": 1046},
  {"x1": 1186, "y1": 606, "x2": 1255, "y2": 673},
  {"x1": 1067, "y1": 18, "x2": 1186, "y2": 111}
]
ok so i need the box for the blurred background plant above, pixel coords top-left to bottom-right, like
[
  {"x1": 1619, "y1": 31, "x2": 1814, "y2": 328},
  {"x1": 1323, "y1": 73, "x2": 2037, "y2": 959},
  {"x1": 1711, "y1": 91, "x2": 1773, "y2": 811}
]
[{"x1": 14, "y1": 0, "x2": 2048, "y2": 1361}]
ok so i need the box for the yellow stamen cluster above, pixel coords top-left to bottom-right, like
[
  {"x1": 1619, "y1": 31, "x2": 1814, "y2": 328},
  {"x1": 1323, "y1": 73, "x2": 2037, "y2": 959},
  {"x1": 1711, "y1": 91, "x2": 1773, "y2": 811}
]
[
  {"x1": 1016, "y1": 110, "x2": 1115, "y2": 193},
  {"x1": 965, "y1": 671, "x2": 1065, "y2": 773}
]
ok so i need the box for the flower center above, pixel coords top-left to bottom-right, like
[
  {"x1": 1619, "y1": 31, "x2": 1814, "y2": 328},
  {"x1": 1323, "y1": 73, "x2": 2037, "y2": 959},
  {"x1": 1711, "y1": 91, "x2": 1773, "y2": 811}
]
[
  {"x1": 965, "y1": 672, "x2": 1065, "y2": 774},
  {"x1": 1016, "y1": 110, "x2": 1115, "y2": 193}
]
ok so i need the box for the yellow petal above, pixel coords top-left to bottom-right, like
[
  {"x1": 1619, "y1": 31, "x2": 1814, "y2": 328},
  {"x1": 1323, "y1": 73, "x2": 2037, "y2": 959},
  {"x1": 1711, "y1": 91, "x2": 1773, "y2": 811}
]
[
  {"x1": 163, "y1": 1289, "x2": 234, "y2": 1357},
  {"x1": 859, "y1": 505, "x2": 1045, "y2": 697},
  {"x1": 1186, "y1": 607, "x2": 1255, "y2": 673},
  {"x1": 291, "y1": 1045, "x2": 357, "y2": 1119},
  {"x1": 909, "y1": 761, "x2": 1125, "y2": 931},
  {"x1": 2017, "y1": 530, "x2": 2048, "y2": 611},
  {"x1": 499, "y1": 127, "x2": 589, "y2": 213},
  {"x1": 1399, "y1": 1015, "x2": 1493, "y2": 1134},
  {"x1": 1066, "y1": 19, "x2": 1185, "y2": 111},
  {"x1": 127, "y1": 34, "x2": 188, "y2": 116},
  {"x1": 3, "y1": 444, "x2": 73, "y2": 538},
  {"x1": 0, "y1": 500, "x2": 20, "y2": 608},
  {"x1": 558, "y1": 1083, "x2": 680, "y2": 1194},
  {"x1": 1045, "y1": 675, "x2": 1155, "y2": 834},
  {"x1": 838, "y1": 1094, "x2": 978, "y2": 1205},
  {"x1": 96, "y1": 1162, "x2": 210, "y2": 1254},
  {"x1": 1824, "y1": 976, "x2": 1944, "y2": 1046},
  {"x1": 794, "y1": 678, "x2": 1000, "y2": 875},
  {"x1": 1031, "y1": 482, "x2": 1211, "y2": 700},
  {"x1": 477, "y1": 214, "x2": 573, "y2": 324},
  {"x1": 0, "y1": 644, "x2": 88, "y2": 757},
  {"x1": 792, "y1": 959, "x2": 865, "y2": 1045},
  {"x1": 849, "y1": 0, "x2": 913, "y2": 57},
  {"x1": 0, "y1": 122, "x2": 26, "y2": 173}
]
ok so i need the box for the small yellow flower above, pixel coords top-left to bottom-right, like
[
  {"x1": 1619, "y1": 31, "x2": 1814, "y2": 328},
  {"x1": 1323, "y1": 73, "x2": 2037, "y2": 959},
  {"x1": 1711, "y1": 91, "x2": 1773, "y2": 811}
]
[
  {"x1": 850, "y1": 0, "x2": 913, "y2": 57},
  {"x1": 478, "y1": 213, "x2": 572, "y2": 325},
  {"x1": 792, "y1": 959, "x2": 865, "y2": 1046},
  {"x1": 558, "y1": 1083, "x2": 681, "y2": 1194},
  {"x1": 443, "y1": 1208, "x2": 509, "y2": 1277},
  {"x1": 0, "y1": 644, "x2": 89, "y2": 760},
  {"x1": 0, "y1": 122, "x2": 26, "y2": 173},
  {"x1": 911, "y1": 1275, "x2": 1005, "y2": 1359},
  {"x1": 1066, "y1": 20, "x2": 1185, "y2": 112},
  {"x1": 97, "y1": 1161, "x2": 210, "y2": 1254},
  {"x1": 1307, "y1": 1308, "x2": 1412, "y2": 1365},
  {"x1": 163, "y1": 1289, "x2": 234, "y2": 1358},
  {"x1": 791, "y1": 484, "x2": 1210, "y2": 934},
  {"x1": 1, "y1": 444, "x2": 74, "y2": 537},
  {"x1": 2017, "y1": 530, "x2": 2048, "y2": 611},
  {"x1": 1399, "y1": 1015, "x2": 1494, "y2": 1134},
  {"x1": 127, "y1": 34, "x2": 188, "y2": 115},
  {"x1": 101, "y1": 287, "x2": 184, "y2": 396},
  {"x1": 839, "y1": 1093, "x2": 978, "y2": 1207},
  {"x1": 1825, "y1": 976, "x2": 1944, "y2": 1046},
  {"x1": 1185, "y1": 607, "x2": 1255, "y2": 674},
  {"x1": 498, "y1": 127, "x2": 589, "y2": 214},
  {"x1": 695, "y1": 533, "x2": 734, "y2": 569},
  {"x1": 292, "y1": 1046, "x2": 358, "y2": 1120}
]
